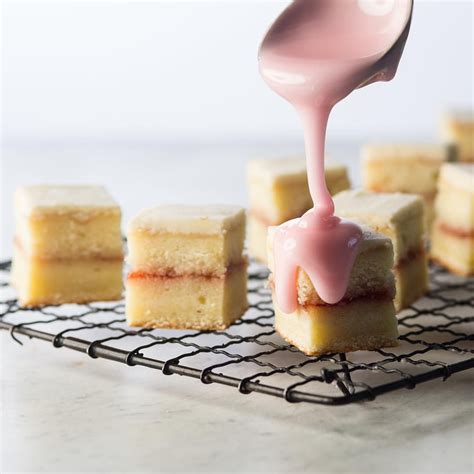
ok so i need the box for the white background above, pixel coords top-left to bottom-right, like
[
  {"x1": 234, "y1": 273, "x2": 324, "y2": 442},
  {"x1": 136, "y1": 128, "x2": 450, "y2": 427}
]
[
  {"x1": 2, "y1": 0, "x2": 473, "y2": 145},
  {"x1": 1, "y1": 0, "x2": 473, "y2": 257}
]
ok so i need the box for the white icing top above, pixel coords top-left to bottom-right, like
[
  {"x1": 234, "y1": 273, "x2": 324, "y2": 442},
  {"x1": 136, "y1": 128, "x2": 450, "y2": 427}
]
[
  {"x1": 15, "y1": 185, "x2": 120, "y2": 216},
  {"x1": 247, "y1": 156, "x2": 344, "y2": 182},
  {"x1": 334, "y1": 189, "x2": 424, "y2": 226},
  {"x1": 129, "y1": 204, "x2": 245, "y2": 235},
  {"x1": 363, "y1": 143, "x2": 450, "y2": 162}
]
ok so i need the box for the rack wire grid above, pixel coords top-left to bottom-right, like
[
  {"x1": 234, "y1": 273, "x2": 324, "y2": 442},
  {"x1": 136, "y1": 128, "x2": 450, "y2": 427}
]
[{"x1": 1, "y1": 259, "x2": 473, "y2": 405}]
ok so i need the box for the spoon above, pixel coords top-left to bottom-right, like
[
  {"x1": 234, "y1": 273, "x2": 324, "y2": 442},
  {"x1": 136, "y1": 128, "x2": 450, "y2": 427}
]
[{"x1": 259, "y1": 0, "x2": 414, "y2": 106}]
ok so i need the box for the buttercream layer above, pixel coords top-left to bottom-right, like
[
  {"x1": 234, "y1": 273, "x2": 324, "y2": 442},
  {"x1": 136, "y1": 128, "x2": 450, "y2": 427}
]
[
  {"x1": 274, "y1": 296, "x2": 398, "y2": 356},
  {"x1": 12, "y1": 246, "x2": 123, "y2": 307},
  {"x1": 126, "y1": 263, "x2": 248, "y2": 330}
]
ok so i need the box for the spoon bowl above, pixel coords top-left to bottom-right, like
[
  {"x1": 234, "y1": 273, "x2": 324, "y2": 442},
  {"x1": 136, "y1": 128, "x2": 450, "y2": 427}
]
[{"x1": 259, "y1": 0, "x2": 414, "y2": 105}]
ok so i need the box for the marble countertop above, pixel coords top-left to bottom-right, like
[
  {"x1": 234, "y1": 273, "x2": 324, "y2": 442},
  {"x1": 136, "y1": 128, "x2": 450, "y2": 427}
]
[{"x1": 1, "y1": 142, "x2": 473, "y2": 473}]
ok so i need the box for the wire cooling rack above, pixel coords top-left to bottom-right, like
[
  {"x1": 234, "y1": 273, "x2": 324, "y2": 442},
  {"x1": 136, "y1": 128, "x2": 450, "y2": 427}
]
[{"x1": 0, "y1": 259, "x2": 473, "y2": 405}]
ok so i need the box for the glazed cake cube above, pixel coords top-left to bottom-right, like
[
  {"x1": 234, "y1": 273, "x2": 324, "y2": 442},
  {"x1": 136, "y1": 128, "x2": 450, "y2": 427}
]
[
  {"x1": 126, "y1": 205, "x2": 248, "y2": 330},
  {"x1": 247, "y1": 156, "x2": 350, "y2": 224},
  {"x1": 247, "y1": 156, "x2": 350, "y2": 262},
  {"x1": 431, "y1": 164, "x2": 474, "y2": 276},
  {"x1": 334, "y1": 190, "x2": 428, "y2": 311},
  {"x1": 441, "y1": 110, "x2": 474, "y2": 163},
  {"x1": 362, "y1": 143, "x2": 453, "y2": 227},
  {"x1": 12, "y1": 185, "x2": 123, "y2": 306},
  {"x1": 267, "y1": 226, "x2": 398, "y2": 355}
]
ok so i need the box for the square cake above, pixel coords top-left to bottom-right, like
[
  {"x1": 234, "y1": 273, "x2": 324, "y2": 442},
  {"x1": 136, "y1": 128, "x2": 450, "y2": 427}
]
[
  {"x1": 247, "y1": 156, "x2": 350, "y2": 262},
  {"x1": 334, "y1": 190, "x2": 428, "y2": 311},
  {"x1": 441, "y1": 110, "x2": 474, "y2": 163},
  {"x1": 126, "y1": 205, "x2": 248, "y2": 330},
  {"x1": 12, "y1": 185, "x2": 124, "y2": 306},
  {"x1": 431, "y1": 164, "x2": 474, "y2": 276},
  {"x1": 362, "y1": 143, "x2": 453, "y2": 227},
  {"x1": 267, "y1": 225, "x2": 398, "y2": 355}
]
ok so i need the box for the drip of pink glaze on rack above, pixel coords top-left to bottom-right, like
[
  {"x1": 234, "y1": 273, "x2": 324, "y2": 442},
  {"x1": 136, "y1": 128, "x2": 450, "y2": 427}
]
[{"x1": 259, "y1": 0, "x2": 412, "y2": 313}]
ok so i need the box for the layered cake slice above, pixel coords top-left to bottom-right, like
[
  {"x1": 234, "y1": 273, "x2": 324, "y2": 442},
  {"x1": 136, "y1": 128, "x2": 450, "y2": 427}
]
[
  {"x1": 362, "y1": 143, "x2": 453, "y2": 227},
  {"x1": 247, "y1": 156, "x2": 350, "y2": 262},
  {"x1": 441, "y1": 110, "x2": 474, "y2": 163},
  {"x1": 126, "y1": 205, "x2": 248, "y2": 330},
  {"x1": 12, "y1": 185, "x2": 123, "y2": 306},
  {"x1": 267, "y1": 226, "x2": 398, "y2": 355},
  {"x1": 334, "y1": 190, "x2": 428, "y2": 311},
  {"x1": 431, "y1": 164, "x2": 474, "y2": 276}
]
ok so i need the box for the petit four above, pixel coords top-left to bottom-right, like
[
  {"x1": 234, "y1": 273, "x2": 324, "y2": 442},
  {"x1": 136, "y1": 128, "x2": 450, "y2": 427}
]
[
  {"x1": 126, "y1": 205, "x2": 248, "y2": 330},
  {"x1": 267, "y1": 225, "x2": 398, "y2": 355},
  {"x1": 12, "y1": 185, "x2": 123, "y2": 306}
]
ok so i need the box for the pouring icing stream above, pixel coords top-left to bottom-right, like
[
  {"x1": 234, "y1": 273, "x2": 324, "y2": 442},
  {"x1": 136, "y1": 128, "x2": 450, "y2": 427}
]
[{"x1": 259, "y1": 0, "x2": 413, "y2": 313}]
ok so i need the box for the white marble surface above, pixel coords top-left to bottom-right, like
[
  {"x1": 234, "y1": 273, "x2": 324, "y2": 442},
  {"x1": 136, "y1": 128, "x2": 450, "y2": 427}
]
[
  {"x1": 1, "y1": 332, "x2": 473, "y2": 473},
  {"x1": 1, "y1": 143, "x2": 473, "y2": 473}
]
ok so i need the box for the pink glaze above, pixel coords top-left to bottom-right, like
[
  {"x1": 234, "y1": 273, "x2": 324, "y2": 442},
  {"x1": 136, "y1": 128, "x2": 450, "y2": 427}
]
[{"x1": 259, "y1": 0, "x2": 412, "y2": 313}]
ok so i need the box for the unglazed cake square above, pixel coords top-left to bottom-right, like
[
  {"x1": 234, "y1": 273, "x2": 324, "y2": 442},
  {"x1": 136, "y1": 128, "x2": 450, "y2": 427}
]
[
  {"x1": 441, "y1": 110, "x2": 474, "y2": 163},
  {"x1": 431, "y1": 163, "x2": 474, "y2": 276},
  {"x1": 362, "y1": 143, "x2": 452, "y2": 227},
  {"x1": 334, "y1": 189, "x2": 428, "y2": 311},
  {"x1": 362, "y1": 143, "x2": 452, "y2": 195},
  {"x1": 247, "y1": 156, "x2": 350, "y2": 262},
  {"x1": 126, "y1": 204, "x2": 248, "y2": 330},
  {"x1": 267, "y1": 225, "x2": 398, "y2": 355},
  {"x1": 12, "y1": 185, "x2": 123, "y2": 306},
  {"x1": 247, "y1": 156, "x2": 350, "y2": 224}
]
